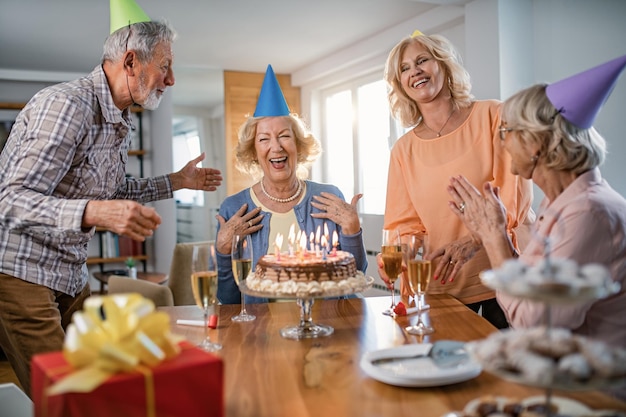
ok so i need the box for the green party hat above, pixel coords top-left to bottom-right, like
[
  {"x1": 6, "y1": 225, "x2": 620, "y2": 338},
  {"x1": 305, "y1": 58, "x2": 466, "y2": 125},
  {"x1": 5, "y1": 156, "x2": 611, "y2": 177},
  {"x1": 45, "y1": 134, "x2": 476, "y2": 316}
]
[{"x1": 110, "y1": 0, "x2": 151, "y2": 34}]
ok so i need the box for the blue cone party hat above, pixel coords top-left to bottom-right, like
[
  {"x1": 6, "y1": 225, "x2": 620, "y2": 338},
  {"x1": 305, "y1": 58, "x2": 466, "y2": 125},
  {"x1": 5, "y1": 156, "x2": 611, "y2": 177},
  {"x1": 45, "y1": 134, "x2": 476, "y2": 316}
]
[
  {"x1": 253, "y1": 65, "x2": 290, "y2": 117},
  {"x1": 110, "y1": 0, "x2": 151, "y2": 34},
  {"x1": 546, "y1": 54, "x2": 626, "y2": 129}
]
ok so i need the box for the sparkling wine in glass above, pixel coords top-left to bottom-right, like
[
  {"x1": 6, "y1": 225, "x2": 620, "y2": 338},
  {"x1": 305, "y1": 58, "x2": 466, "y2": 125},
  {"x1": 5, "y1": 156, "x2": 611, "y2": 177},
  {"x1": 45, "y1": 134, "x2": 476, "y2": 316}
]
[
  {"x1": 404, "y1": 234, "x2": 434, "y2": 335},
  {"x1": 190, "y1": 243, "x2": 222, "y2": 351},
  {"x1": 381, "y1": 228, "x2": 402, "y2": 316},
  {"x1": 231, "y1": 234, "x2": 255, "y2": 322}
]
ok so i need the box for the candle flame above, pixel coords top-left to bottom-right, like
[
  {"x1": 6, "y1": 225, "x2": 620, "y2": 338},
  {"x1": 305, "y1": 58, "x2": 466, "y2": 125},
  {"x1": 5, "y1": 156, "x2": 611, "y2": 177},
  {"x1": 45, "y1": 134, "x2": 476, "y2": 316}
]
[{"x1": 288, "y1": 224, "x2": 296, "y2": 243}]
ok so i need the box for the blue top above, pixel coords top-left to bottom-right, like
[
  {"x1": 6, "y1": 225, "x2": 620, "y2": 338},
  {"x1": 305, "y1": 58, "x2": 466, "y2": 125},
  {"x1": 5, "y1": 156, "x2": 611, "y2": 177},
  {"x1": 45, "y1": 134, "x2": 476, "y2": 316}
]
[{"x1": 216, "y1": 180, "x2": 368, "y2": 304}]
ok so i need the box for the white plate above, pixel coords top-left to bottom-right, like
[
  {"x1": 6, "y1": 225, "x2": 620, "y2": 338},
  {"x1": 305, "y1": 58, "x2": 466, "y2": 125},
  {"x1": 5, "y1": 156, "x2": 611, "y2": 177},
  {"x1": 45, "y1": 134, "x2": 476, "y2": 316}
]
[{"x1": 360, "y1": 343, "x2": 482, "y2": 387}]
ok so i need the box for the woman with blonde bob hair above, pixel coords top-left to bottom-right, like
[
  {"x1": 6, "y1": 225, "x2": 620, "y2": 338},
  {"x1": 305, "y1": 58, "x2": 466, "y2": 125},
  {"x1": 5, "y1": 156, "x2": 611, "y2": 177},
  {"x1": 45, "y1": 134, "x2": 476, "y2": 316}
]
[
  {"x1": 379, "y1": 30, "x2": 534, "y2": 328},
  {"x1": 215, "y1": 66, "x2": 367, "y2": 304},
  {"x1": 234, "y1": 113, "x2": 321, "y2": 180}
]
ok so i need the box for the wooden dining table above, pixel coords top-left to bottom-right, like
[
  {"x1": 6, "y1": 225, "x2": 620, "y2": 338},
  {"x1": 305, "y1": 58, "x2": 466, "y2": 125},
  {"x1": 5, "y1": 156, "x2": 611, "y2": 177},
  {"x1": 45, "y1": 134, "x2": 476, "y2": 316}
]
[{"x1": 159, "y1": 294, "x2": 626, "y2": 417}]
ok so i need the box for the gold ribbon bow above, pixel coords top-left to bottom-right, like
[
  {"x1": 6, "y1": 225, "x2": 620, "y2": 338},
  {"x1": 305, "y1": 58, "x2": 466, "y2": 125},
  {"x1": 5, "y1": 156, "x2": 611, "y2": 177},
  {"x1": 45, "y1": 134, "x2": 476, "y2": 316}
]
[{"x1": 47, "y1": 293, "x2": 182, "y2": 395}]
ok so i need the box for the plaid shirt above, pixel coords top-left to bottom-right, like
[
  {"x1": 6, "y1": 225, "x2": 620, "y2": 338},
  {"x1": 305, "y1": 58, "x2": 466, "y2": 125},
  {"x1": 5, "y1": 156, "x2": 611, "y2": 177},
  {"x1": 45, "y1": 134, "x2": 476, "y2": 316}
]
[{"x1": 0, "y1": 65, "x2": 173, "y2": 296}]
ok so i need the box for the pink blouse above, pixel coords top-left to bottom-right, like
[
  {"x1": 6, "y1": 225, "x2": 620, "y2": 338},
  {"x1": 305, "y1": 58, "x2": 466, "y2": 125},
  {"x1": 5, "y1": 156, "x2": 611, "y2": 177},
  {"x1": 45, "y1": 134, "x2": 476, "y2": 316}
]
[{"x1": 498, "y1": 168, "x2": 626, "y2": 349}]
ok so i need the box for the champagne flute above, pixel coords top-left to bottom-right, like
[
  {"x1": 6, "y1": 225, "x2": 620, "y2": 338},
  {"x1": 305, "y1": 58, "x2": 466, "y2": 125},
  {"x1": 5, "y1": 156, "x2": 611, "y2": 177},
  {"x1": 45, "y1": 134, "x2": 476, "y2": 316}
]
[
  {"x1": 404, "y1": 234, "x2": 434, "y2": 335},
  {"x1": 231, "y1": 234, "x2": 256, "y2": 322},
  {"x1": 381, "y1": 228, "x2": 402, "y2": 316},
  {"x1": 190, "y1": 243, "x2": 222, "y2": 351}
]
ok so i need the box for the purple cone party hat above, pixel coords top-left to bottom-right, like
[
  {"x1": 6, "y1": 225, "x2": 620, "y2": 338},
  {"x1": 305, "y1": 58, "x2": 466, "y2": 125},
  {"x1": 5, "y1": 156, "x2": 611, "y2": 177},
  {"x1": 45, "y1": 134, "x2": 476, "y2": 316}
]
[
  {"x1": 253, "y1": 65, "x2": 290, "y2": 117},
  {"x1": 546, "y1": 54, "x2": 626, "y2": 129},
  {"x1": 110, "y1": 0, "x2": 151, "y2": 34}
]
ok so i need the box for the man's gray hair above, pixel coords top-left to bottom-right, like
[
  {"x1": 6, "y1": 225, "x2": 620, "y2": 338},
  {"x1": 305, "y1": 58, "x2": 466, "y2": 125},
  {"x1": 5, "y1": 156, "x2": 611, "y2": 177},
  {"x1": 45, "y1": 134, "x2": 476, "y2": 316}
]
[{"x1": 102, "y1": 20, "x2": 176, "y2": 64}]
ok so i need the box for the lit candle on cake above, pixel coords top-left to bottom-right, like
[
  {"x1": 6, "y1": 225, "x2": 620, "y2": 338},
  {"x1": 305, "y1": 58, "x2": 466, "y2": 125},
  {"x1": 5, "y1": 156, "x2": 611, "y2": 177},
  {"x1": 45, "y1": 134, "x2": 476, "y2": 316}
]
[
  {"x1": 295, "y1": 230, "x2": 301, "y2": 258},
  {"x1": 309, "y1": 232, "x2": 315, "y2": 254},
  {"x1": 299, "y1": 231, "x2": 307, "y2": 260},
  {"x1": 331, "y1": 230, "x2": 338, "y2": 256},
  {"x1": 321, "y1": 235, "x2": 328, "y2": 260},
  {"x1": 288, "y1": 224, "x2": 296, "y2": 257},
  {"x1": 315, "y1": 226, "x2": 321, "y2": 257},
  {"x1": 275, "y1": 233, "x2": 283, "y2": 261},
  {"x1": 323, "y1": 222, "x2": 330, "y2": 253}
]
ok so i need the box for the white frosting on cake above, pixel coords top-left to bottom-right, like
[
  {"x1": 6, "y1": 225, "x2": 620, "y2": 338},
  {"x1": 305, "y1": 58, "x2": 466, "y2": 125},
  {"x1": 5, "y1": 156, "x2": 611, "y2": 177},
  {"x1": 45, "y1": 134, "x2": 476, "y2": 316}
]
[{"x1": 246, "y1": 272, "x2": 368, "y2": 297}]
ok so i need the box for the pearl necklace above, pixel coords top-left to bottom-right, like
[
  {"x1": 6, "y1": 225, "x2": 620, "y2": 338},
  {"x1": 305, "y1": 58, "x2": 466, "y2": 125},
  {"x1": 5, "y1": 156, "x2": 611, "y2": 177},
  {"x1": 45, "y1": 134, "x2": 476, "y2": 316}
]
[
  {"x1": 260, "y1": 179, "x2": 303, "y2": 203},
  {"x1": 420, "y1": 108, "x2": 455, "y2": 137}
]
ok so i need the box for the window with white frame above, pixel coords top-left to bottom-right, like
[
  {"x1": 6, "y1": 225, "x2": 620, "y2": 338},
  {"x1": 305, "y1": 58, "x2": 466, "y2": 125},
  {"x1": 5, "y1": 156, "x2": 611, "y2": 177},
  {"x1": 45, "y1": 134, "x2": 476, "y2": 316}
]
[
  {"x1": 320, "y1": 73, "x2": 402, "y2": 215},
  {"x1": 172, "y1": 128, "x2": 204, "y2": 206}
]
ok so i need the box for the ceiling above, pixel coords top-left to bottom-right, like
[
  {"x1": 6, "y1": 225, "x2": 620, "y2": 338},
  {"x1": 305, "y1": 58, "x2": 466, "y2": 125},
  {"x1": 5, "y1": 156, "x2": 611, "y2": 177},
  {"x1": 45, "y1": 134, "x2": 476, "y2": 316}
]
[{"x1": 0, "y1": 0, "x2": 468, "y2": 109}]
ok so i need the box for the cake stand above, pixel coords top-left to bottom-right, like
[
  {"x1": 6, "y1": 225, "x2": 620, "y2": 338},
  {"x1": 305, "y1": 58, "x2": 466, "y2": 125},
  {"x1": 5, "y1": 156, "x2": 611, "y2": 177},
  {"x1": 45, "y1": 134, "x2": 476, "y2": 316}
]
[
  {"x1": 477, "y1": 262, "x2": 622, "y2": 413},
  {"x1": 240, "y1": 276, "x2": 374, "y2": 340}
]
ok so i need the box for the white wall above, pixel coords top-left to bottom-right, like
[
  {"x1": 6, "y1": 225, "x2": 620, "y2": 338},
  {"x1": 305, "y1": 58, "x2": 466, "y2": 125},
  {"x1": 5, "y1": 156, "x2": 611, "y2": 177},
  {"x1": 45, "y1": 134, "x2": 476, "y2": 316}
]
[
  {"x1": 297, "y1": 0, "x2": 626, "y2": 206},
  {"x1": 532, "y1": 0, "x2": 626, "y2": 200}
]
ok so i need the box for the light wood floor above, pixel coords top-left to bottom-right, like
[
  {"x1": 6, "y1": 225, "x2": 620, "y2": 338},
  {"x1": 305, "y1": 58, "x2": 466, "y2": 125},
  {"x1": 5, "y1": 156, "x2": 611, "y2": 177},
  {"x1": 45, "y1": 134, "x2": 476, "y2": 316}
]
[{"x1": 0, "y1": 358, "x2": 23, "y2": 391}]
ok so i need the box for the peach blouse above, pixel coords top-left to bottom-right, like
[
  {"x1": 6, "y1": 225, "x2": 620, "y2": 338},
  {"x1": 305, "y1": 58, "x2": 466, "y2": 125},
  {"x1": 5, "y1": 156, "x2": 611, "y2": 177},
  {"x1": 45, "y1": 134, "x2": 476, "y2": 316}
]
[{"x1": 384, "y1": 100, "x2": 534, "y2": 304}]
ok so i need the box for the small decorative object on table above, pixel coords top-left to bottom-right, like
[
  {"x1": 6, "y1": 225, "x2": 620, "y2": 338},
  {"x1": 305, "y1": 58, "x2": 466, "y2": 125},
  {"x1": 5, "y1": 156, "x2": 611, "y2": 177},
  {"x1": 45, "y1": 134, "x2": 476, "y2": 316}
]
[{"x1": 125, "y1": 257, "x2": 137, "y2": 279}]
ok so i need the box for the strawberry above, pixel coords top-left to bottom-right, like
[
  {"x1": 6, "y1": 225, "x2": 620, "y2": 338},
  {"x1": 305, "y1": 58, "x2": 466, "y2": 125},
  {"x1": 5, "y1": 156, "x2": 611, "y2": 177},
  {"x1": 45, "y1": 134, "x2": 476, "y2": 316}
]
[{"x1": 393, "y1": 301, "x2": 407, "y2": 316}]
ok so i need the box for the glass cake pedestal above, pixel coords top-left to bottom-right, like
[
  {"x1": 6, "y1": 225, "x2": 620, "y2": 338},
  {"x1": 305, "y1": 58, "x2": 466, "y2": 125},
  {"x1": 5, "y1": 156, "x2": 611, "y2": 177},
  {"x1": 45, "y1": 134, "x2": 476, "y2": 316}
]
[{"x1": 240, "y1": 276, "x2": 374, "y2": 340}]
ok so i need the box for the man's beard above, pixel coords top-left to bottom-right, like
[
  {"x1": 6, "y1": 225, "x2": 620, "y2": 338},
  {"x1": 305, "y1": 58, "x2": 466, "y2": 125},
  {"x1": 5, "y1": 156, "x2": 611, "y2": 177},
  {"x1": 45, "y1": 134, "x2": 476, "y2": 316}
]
[
  {"x1": 137, "y1": 73, "x2": 163, "y2": 110},
  {"x1": 142, "y1": 88, "x2": 162, "y2": 110}
]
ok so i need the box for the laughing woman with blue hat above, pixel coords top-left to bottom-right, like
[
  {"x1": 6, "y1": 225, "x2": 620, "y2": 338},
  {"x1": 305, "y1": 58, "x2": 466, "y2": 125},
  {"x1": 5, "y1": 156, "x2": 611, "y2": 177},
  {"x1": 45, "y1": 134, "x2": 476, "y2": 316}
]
[
  {"x1": 215, "y1": 65, "x2": 368, "y2": 304},
  {"x1": 447, "y1": 55, "x2": 626, "y2": 357}
]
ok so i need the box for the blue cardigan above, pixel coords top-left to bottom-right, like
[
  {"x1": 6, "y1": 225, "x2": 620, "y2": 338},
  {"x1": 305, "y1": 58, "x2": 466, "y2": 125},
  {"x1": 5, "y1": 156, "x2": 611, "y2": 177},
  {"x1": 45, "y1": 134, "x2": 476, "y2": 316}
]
[{"x1": 216, "y1": 180, "x2": 368, "y2": 304}]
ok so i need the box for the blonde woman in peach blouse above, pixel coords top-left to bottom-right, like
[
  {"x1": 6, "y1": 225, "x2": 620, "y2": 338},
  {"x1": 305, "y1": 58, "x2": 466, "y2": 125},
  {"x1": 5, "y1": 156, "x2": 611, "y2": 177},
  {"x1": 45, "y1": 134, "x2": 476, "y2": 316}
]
[{"x1": 378, "y1": 30, "x2": 534, "y2": 328}]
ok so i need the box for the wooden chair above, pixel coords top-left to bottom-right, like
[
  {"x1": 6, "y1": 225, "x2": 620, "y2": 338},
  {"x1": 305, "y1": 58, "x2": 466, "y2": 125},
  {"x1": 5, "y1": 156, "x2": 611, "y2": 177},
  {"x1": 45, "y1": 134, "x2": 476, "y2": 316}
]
[
  {"x1": 108, "y1": 275, "x2": 174, "y2": 307},
  {"x1": 107, "y1": 241, "x2": 214, "y2": 306}
]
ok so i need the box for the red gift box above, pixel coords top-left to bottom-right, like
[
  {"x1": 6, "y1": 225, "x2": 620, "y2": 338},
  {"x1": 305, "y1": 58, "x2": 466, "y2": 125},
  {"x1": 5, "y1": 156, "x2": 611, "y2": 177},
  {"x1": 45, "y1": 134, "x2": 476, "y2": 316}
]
[{"x1": 31, "y1": 343, "x2": 223, "y2": 417}]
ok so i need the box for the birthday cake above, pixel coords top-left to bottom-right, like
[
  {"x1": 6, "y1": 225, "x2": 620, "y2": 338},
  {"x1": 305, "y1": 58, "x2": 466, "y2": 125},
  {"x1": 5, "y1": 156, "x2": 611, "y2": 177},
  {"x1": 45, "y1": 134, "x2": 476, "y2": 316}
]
[{"x1": 246, "y1": 250, "x2": 367, "y2": 296}]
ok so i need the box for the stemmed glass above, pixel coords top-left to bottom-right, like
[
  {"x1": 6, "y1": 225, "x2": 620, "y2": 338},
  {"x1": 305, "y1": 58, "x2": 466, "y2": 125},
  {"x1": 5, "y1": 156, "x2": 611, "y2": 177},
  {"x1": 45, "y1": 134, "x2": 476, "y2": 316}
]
[
  {"x1": 381, "y1": 228, "x2": 402, "y2": 316},
  {"x1": 403, "y1": 234, "x2": 434, "y2": 335},
  {"x1": 190, "y1": 243, "x2": 222, "y2": 351},
  {"x1": 231, "y1": 234, "x2": 256, "y2": 322}
]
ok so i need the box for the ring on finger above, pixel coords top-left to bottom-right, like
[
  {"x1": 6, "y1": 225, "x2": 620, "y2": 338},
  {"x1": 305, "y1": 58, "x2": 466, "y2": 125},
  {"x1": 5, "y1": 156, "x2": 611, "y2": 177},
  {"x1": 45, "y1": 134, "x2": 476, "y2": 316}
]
[
  {"x1": 248, "y1": 221, "x2": 252, "y2": 228},
  {"x1": 458, "y1": 202, "x2": 466, "y2": 213}
]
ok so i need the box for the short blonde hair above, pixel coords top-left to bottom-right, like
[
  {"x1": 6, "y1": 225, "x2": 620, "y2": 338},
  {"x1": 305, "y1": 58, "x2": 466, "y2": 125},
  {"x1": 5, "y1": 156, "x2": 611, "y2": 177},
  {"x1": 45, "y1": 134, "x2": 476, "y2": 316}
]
[
  {"x1": 502, "y1": 84, "x2": 606, "y2": 174},
  {"x1": 235, "y1": 114, "x2": 322, "y2": 180},
  {"x1": 384, "y1": 34, "x2": 474, "y2": 128}
]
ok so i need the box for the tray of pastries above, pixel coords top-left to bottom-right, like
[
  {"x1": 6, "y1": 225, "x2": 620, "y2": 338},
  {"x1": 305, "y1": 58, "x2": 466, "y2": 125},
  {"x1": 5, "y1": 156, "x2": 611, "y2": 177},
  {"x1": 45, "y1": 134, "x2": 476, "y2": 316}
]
[
  {"x1": 467, "y1": 327, "x2": 626, "y2": 391},
  {"x1": 480, "y1": 258, "x2": 620, "y2": 304},
  {"x1": 442, "y1": 395, "x2": 625, "y2": 417}
]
